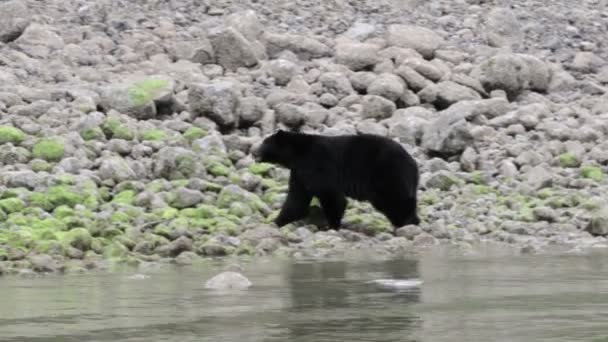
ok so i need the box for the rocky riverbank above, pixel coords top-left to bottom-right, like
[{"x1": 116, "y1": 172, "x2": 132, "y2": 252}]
[{"x1": 1, "y1": 0, "x2": 608, "y2": 276}]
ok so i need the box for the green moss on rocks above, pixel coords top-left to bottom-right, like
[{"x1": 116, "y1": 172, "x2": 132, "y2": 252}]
[
  {"x1": 47, "y1": 186, "x2": 84, "y2": 208},
  {"x1": 128, "y1": 79, "x2": 169, "y2": 106},
  {"x1": 32, "y1": 138, "x2": 65, "y2": 162},
  {"x1": 249, "y1": 162, "x2": 274, "y2": 176},
  {"x1": 0, "y1": 197, "x2": 25, "y2": 214},
  {"x1": 53, "y1": 205, "x2": 74, "y2": 219},
  {"x1": 102, "y1": 118, "x2": 134, "y2": 140},
  {"x1": 183, "y1": 127, "x2": 207, "y2": 141},
  {"x1": 61, "y1": 228, "x2": 93, "y2": 251},
  {"x1": 80, "y1": 128, "x2": 105, "y2": 141},
  {"x1": 208, "y1": 162, "x2": 231, "y2": 177},
  {"x1": 558, "y1": 153, "x2": 581, "y2": 168},
  {"x1": 112, "y1": 190, "x2": 136, "y2": 205},
  {"x1": 581, "y1": 166, "x2": 604, "y2": 182},
  {"x1": 31, "y1": 159, "x2": 53, "y2": 172},
  {"x1": 140, "y1": 129, "x2": 166, "y2": 141},
  {"x1": 0, "y1": 126, "x2": 26, "y2": 145}
]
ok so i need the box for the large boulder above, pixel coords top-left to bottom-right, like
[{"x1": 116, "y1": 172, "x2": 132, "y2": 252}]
[
  {"x1": 99, "y1": 76, "x2": 175, "y2": 120},
  {"x1": 482, "y1": 7, "x2": 524, "y2": 48}
]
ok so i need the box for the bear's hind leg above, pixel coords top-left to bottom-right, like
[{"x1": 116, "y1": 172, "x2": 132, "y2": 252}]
[
  {"x1": 319, "y1": 192, "x2": 347, "y2": 229},
  {"x1": 371, "y1": 194, "x2": 420, "y2": 228},
  {"x1": 275, "y1": 176, "x2": 313, "y2": 227}
]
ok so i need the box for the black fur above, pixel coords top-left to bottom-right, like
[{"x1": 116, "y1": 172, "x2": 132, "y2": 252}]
[{"x1": 256, "y1": 130, "x2": 420, "y2": 230}]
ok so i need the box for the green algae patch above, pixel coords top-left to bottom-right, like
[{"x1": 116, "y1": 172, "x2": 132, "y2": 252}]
[
  {"x1": 208, "y1": 162, "x2": 231, "y2": 177},
  {"x1": 128, "y1": 79, "x2": 170, "y2": 106},
  {"x1": 581, "y1": 166, "x2": 604, "y2": 182},
  {"x1": 0, "y1": 197, "x2": 25, "y2": 214},
  {"x1": 183, "y1": 127, "x2": 207, "y2": 141},
  {"x1": 140, "y1": 129, "x2": 166, "y2": 141},
  {"x1": 0, "y1": 126, "x2": 26, "y2": 145},
  {"x1": 31, "y1": 159, "x2": 53, "y2": 172},
  {"x1": 32, "y1": 138, "x2": 65, "y2": 162},
  {"x1": 558, "y1": 153, "x2": 580, "y2": 168},
  {"x1": 112, "y1": 190, "x2": 136, "y2": 205},
  {"x1": 102, "y1": 118, "x2": 134, "y2": 140},
  {"x1": 47, "y1": 186, "x2": 84, "y2": 209},
  {"x1": 53, "y1": 205, "x2": 74, "y2": 219},
  {"x1": 80, "y1": 127, "x2": 105, "y2": 141},
  {"x1": 103, "y1": 241, "x2": 129, "y2": 259},
  {"x1": 249, "y1": 162, "x2": 274, "y2": 176}
]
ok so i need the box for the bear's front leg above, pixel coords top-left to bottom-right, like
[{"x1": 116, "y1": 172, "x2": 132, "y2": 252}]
[
  {"x1": 275, "y1": 176, "x2": 313, "y2": 227},
  {"x1": 318, "y1": 192, "x2": 347, "y2": 230}
]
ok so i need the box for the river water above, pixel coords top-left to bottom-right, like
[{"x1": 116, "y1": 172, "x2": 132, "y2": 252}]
[{"x1": 2, "y1": 248, "x2": 608, "y2": 342}]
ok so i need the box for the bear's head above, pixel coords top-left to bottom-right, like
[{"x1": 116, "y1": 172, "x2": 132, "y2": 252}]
[{"x1": 254, "y1": 130, "x2": 307, "y2": 168}]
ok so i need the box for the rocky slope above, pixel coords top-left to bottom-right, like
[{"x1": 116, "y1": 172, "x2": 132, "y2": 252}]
[{"x1": 1, "y1": 0, "x2": 607, "y2": 275}]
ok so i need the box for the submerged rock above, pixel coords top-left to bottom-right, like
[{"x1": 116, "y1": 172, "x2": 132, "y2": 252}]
[{"x1": 204, "y1": 271, "x2": 252, "y2": 290}]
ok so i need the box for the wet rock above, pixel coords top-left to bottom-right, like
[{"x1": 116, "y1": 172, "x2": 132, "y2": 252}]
[
  {"x1": 335, "y1": 42, "x2": 380, "y2": 71},
  {"x1": 157, "y1": 236, "x2": 193, "y2": 258},
  {"x1": 386, "y1": 25, "x2": 445, "y2": 59},
  {"x1": 395, "y1": 225, "x2": 423, "y2": 240},
  {"x1": 188, "y1": 81, "x2": 240, "y2": 127},
  {"x1": 265, "y1": 33, "x2": 331, "y2": 60},
  {"x1": 239, "y1": 224, "x2": 284, "y2": 247},
  {"x1": 482, "y1": 7, "x2": 523, "y2": 48},
  {"x1": 586, "y1": 209, "x2": 608, "y2": 236},
  {"x1": 204, "y1": 271, "x2": 252, "y2": 290},
  {"x1": 0, "y1": 1, "x2": 30, "y2": 43},
  {"x1": 28, "y1": 254, "x2": 59, "y2": 273}
]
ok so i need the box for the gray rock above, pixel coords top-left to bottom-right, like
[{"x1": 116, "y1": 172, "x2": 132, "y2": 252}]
[
  {"x1": 524, "y1": 165, "x2": 553, "y2": 190},
  {"x1": 319, "y1": 72, "x2": 354, "y2": 99},
  {"x1": 239, "y1": 225, "x2": 283, "y2": 247},
  {"x1": 350, "y1": 72, "x2": 377, "y2": 92},
  {"x1": 209, "y1": 27, "x2": 259, "y2": 71},
  {"x1": 403, "y1": 58, "x2": 445, "y2": 82},
  {"x1": 482, "y1": 7, "x2": 523, "y2": 48},
  {"x1": 499, "y1": 160, "x2": 519, "y2": 178},
  {"x1": 386, "y1": 25, "x2": 445, "y2": 58},
  {"x1": 225, "y1": 10, "x2": 264, "y2": 42},
  {"x1": 0, "y1": 1, "x2": 30, "y2": 43},
  {"x1": 192, "y1": 133, "x2": 227, "y2": 155},
  {"x1": 395, "y1": 65, "x2": 432, "y2": 91},
  {"x1": 421, "y1": 110, "x2": 473, "y2": 156},
  {"x1": 265, "y1": 33, "x2": 331, "y2": 60},
  {"x1": 386, "y1": 107, "x2": 432, "y2": 145},
  {"x1": 0, "y1": 146, "x2": 30, "y2": 165},
  {"x1": 367, "y1": 73, "x2": 405, "y2": 102},
  {"x1": 418, "y1": 81, "x2": 482, "y2": 110},
  {"x1": 28, "y1": 254, "x2": 58, "y2": 273},
  {"x1": 335, "y1": 42, "x2": 380, "y2": 71},
  {"x1": 98, "y1": 157, "x2": 136, "y2": 183},
  {"x1": 15, "y1": 24, "x2": 64, "y2": 57},
  {"x1": 355, "y1": 120, "x2": 388, "y2": 136},
  {"x1": 471, "y1": 53, "x2": 551, "y2": 99},
  {"x1": 300, "y1": 102, "x2": 329, "y2": 127},
  {"x1": 586, "y1": 209, "x2": 608, "y2": 236},
  {"x1": 204, "y1": 271, "x2": 252, "y2": 290},
  {"x1": 190, "y1": 39, "x2": 215, "y2": 65},
  {"x1": 266, "y1": 59, "x2": 297, "y2": 86},
  {"x1": 275, "y1": 103, "x2": 306, "y2": 127},
  {"x1": 571, "y1": 52, "x2": 605, "y2": 73},
  {"x1": 361, "y1": 95, "x2": 396, "y2": 119},
  {"x1": 188, "y1": 81, "x2": 240, "y2": 127},
  {"x1": 2, "y1": 171, "x2": 42, "y2": 190},
  {"x1": 460, "y1": 147, "x2": 478, "y2": 172},
  {"x1": 395, "y1": 225, "x2": 423, "y2": 240},
  {"x1": 341, "y1": 21, "x2": 377, "y2": 41},
  {"x1": 424, "y1": 170, "x2": 460, "y2": 191},
  {"x1": 169, "y1": 187, "x2": 204, "y2": 209},
  {"x1": 238, "y1": 96, "x2": 267, "y2": 127}
]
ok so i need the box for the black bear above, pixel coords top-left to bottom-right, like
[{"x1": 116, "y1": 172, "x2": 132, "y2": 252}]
[{"x1": 254, "y1": 130, "x2": 420, "y2": 230}]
